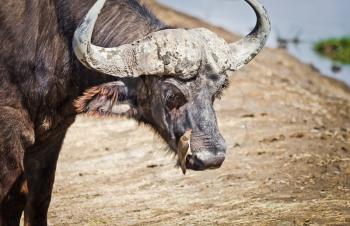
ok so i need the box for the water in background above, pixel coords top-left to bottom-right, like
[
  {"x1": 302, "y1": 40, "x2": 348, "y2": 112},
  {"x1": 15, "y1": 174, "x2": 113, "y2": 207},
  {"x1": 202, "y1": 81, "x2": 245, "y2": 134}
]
[{"x1": 159, "y1": 0, "x2": 350, "y2": 85}]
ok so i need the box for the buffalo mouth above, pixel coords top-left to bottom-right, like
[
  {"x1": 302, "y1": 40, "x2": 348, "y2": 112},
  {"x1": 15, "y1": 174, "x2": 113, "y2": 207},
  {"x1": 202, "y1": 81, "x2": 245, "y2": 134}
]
[{"x1": 177, "y1": 131, "x2": 226, "y2": 174}]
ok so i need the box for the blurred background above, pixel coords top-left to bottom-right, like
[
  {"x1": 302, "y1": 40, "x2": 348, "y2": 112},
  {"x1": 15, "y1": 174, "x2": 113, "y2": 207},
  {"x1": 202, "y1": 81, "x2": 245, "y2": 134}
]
[
  {"x1": 159, "y1": 0, "x2": 350, "y2": 85},
  {"x1": 50, "y1": 1, "x2": 350, "y2": 225}
]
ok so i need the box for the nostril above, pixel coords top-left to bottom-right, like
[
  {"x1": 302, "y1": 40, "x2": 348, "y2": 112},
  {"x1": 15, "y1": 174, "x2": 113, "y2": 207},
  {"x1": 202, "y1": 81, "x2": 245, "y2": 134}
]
[
  {"x1": 186, "y1": 151, "x2": 226, "y2": 171},
  {"x1": 194, "y1": 151, "x2": 225, "y2": 168},
  {"x1": 187, "y1": 134, "x2": 227, "y2": 170}
]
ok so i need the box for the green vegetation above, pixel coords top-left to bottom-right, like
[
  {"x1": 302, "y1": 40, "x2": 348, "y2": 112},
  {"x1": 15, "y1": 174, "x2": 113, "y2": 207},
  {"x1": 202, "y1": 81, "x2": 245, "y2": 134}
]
[{"x1": 315, "y1": 37, "x2": 350, "y2": 64}]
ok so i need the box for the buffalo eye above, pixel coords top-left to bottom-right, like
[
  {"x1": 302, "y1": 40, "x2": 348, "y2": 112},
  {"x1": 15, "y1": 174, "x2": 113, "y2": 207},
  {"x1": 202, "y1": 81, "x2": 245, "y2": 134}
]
[{"x1": 163, "y1": 86, "x2": 187, "y2": 110}]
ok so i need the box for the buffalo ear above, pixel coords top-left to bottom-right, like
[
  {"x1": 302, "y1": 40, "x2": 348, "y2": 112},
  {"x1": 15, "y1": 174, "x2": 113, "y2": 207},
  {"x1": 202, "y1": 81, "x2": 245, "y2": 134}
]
[{"x1": 74, "y1": 81, "x2": 136, "y2": 117}]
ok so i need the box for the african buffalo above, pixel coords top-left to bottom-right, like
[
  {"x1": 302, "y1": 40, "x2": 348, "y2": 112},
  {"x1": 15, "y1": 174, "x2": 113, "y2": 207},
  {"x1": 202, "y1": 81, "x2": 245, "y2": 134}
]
[{"x1": 0, "y1": 0, "x2": 270, "y2": 225}]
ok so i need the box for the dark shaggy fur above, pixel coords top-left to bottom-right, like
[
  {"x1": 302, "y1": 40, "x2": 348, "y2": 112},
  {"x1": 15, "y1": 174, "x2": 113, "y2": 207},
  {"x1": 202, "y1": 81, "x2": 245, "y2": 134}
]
[
  {"x1": 0, "y1": 0, "x2": 230, "y2": 224},
  {"x1": 0, "y1": 1, "x2": 166, "y2": 225}
]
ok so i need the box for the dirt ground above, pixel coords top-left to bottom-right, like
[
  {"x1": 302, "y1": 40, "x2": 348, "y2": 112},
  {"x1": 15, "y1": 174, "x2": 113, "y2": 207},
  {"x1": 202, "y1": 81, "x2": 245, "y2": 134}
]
[{"x1": 48, "y1": 1, "x2": 350, "y2": 225}]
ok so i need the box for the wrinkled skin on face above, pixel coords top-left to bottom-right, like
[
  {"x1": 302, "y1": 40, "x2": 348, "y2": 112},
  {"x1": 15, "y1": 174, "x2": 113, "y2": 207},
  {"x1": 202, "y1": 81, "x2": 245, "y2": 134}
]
[
  {"x1": 75, "y1": 74, "x2": 229, "y2": 171},
  {"x1": 72, "y1": 0, "x2": 271, "y2": 173},
  {"x1": 139, "y1": 74, "x2": 228, "y2": 170}
]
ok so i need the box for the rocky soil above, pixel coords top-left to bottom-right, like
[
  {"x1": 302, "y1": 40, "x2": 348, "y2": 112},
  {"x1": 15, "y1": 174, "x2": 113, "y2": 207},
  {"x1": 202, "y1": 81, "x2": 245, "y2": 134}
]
[{"x1": 48, "y1": 1, "x2": 350, "y2": 225}]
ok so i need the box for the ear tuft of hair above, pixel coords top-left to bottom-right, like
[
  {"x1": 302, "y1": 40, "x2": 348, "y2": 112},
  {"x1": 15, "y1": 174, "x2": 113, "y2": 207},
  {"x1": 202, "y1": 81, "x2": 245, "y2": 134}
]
[{"x1": 74, "y1": 81, "x2": 136, "y2": 117}]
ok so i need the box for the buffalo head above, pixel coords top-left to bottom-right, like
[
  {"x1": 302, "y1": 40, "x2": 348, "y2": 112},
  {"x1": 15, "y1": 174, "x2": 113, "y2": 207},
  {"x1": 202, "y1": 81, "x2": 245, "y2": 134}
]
[{"x1": 73, "y1": 0, "x2": 271, "y2": 173}]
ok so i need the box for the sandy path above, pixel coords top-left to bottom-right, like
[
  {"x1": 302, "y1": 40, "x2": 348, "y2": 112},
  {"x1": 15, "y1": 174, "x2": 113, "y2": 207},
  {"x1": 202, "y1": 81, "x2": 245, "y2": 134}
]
[{"x1": 49, "y1": 1, "x2": 350, "y2": 225}]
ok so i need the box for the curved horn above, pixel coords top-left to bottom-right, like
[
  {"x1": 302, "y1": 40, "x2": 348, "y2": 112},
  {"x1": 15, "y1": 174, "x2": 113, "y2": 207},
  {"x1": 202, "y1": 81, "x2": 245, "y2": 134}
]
[
  {"x1": 230, "y1": 0, "x2": 271, "y2": 70},
  {"x1": 72, "y1": 0, "x2": 143, "y2": 77},
  {"x1": 73, "y1": 0, "x2": 270, "y2": 78},
  {"x1": 74, "y1": 0, "x2": 207, "y2": 79}
]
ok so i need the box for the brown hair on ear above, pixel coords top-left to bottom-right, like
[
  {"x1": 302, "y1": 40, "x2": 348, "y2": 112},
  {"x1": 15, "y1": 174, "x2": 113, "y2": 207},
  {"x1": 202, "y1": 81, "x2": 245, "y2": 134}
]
[{"x1": 74, "y1": 82, "x2": 135, "y2": 117}]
